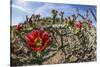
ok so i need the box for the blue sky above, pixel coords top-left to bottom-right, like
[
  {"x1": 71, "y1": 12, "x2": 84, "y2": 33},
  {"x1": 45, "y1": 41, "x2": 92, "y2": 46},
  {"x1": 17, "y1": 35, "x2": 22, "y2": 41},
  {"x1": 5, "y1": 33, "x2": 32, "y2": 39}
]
[{"x1": 11, "y1": 0, "x2": 96, "y2": 26}]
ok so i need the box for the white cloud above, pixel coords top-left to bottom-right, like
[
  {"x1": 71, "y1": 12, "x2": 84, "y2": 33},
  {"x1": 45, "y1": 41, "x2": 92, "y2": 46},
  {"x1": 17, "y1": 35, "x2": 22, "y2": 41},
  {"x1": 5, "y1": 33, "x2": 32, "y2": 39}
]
[
  {"x1": 34, "y1": 3, "x2": 76, "y2": 17},
  {"x1": 11, "y1": 4, "x2": 32, "y2": 14},
  {"x1": 34, "y1": 3, "x2": 54, "y2": 16}
]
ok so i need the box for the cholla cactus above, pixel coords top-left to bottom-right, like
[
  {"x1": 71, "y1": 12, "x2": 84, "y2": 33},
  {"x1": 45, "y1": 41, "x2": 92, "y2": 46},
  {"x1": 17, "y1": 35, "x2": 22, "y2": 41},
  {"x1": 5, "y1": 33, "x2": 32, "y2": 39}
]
[
  {"x1": 51, "y1": 9, "x2": 58, "y2": 24},
  {"x1": 65, "y1": 15, "x2": 75, "y2": 30},
  {"x1": 31, "y1": 14, "x2": 35, "y2": 22},
  {"x1": 59, "y1": 11, "x2": 64, "y2": 24},
  {"x1": 72, "y1": 14, "x2": 76, "y2": 21},
  {"x1": 11, "y1": 6, "x2": 96, "y2": 65},
  {"x1": 35, "y1": 14, "x2": 41, "y2": 23},
  {"x1": 26, "y1": 15, "x2": 29, "y2": 22},
  {"x1": 88, "y1": 20, "x2": 92, "y2": 28},
  {"x1": 28, "y1": 16, "x2": 32, "y2": 24},
  {"x1": 85, "y1": 9, "x2": 89, "y2": 19}
]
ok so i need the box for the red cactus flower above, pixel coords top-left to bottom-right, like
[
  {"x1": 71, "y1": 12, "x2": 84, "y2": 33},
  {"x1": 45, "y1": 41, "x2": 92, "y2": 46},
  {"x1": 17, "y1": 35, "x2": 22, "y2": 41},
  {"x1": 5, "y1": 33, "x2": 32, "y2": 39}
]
[
  {"x1": 25, "y1": 28, "x2": 50, "y2": 51},
  {"x1": 15, "y1": 24, "x2": 22, "y2": 33},
  {"x1": 88, "y1": 20, "x2": 92, "y2": 28},
  {"x1": 74, "y1": 21, "x2": 82, "y2": 29}
]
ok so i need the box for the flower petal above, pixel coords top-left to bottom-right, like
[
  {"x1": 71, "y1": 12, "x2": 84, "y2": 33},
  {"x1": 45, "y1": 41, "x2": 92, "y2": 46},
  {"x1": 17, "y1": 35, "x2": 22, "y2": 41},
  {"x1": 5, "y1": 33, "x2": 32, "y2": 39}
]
[{"x1": 41, "y1": 31, "x2": 49, "y2": 41}]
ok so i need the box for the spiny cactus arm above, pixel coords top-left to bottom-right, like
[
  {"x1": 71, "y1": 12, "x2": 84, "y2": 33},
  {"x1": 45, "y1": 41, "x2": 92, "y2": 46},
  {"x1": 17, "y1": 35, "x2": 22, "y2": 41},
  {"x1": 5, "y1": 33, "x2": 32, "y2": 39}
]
[
  {"x1": 79, "y1": 14, "x2": 86, "y2": 19},
  {"x1": 85, "y1": 9, "x2": 89, "y2": 18},
  {"x1": 76, "y1": 8, "x2": 86, "y2": 20},
  {"x1": 88, "y1": 7, "x2": 97, "y2": 21},
  {"x1": 26, "y1": 15, "x2": 28, "y2": 22}
]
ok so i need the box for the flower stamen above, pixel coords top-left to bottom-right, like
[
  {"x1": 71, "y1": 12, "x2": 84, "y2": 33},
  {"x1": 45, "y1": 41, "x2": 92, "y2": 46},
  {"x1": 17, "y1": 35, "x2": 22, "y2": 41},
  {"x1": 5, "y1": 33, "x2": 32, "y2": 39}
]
[{"x1": 34, "y1": 37, "x2": 43, "y2": 47}]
